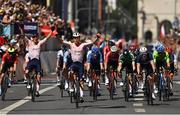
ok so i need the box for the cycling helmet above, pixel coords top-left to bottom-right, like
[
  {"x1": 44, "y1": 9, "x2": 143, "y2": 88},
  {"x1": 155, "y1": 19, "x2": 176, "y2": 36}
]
[
  {"x1": 10, "y1": 39, "x2": 17, "y2": 45},
  {"x1": 139, "y1": 47, "x2": 147, "y2": 53},
  {"x1": 155, "y1": 41, "x2": 164, "y2": 50},
  {"x1": 91, "y1": 46, "x2": 99, "y2": 54},
  {"x1": 8, "y1": 47, "x2": 15, "y2": 53},
  {"x1": 156, "y1": 45, "x2": 165, "y2": 53},
  {"x1": 0, "y1": 45, "x2": 7, "y2": 52},
  {"x1": 110, "y1": 45, "x2": 118, "y2": 53},
  {"x1": 73, "y1": 32, "x2": 80, "y2": 38}
]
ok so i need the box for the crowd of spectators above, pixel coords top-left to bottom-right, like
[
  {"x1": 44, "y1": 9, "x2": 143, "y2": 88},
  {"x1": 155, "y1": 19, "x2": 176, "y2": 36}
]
[{"x1": 0, "y1": 0, "x2": 73, "y2": 48}]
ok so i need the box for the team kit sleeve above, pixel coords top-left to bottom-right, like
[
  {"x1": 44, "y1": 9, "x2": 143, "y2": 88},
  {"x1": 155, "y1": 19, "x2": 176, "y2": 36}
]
[
  {"x1": 99, "y1": 51, "x2": 103, "y2": 63},
  {"x1": 87, "y1": 52, "x2": 92, "y2": 63}
]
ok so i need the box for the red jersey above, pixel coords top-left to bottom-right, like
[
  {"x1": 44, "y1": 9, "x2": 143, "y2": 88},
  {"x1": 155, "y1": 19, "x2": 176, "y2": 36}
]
[
  {"x1": 103, "y1": 45, "x2": 111, "y2": 60},
  {"x1": 105, "y1": 51, "x2": 119, "y2": 64},
  {"x1": 2, "y1": 52, "x2": 18, "y2": 64}
]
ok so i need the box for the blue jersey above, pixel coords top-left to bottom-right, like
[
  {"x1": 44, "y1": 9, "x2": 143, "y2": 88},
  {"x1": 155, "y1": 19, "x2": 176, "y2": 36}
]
[{"x1": 87, "y1": 51, "x2": 103, "y2": 69}]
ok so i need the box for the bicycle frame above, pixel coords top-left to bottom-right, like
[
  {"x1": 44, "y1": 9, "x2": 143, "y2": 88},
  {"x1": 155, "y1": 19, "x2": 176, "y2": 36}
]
[{"x1": 108, "y1": 67, "x2": 117, "y2": 100}]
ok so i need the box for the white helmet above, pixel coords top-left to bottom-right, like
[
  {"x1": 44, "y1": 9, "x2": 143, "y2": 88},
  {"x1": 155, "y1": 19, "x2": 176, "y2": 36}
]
[
  {"x1": 139, "y1": 46, "x2": 147, "y2": 53},
  {"x1": 110, "y1": 45, "x2": 118, "y2": 52},
  {"x1": 10, "y1": 39, "x2": 17, "y2": 44},
  {"x1": 1, "y1": 45, "x2": 7, "y2": 52},
  {"x1": 73, "y1": 32, "x2": 80, "y2": 38}
]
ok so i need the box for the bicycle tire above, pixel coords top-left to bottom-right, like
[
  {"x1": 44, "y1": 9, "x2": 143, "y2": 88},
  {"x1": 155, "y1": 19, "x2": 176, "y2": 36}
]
[
  {"x1": 93, "y1": 79, "x2": 98, "y2": 101},
  {"x1": 109, "y1": 71, "x2": 114, "y2": 100},
  {"x1": 158, "y1": 73, "x2": 163, "y2": 101},
  {"x1": 124, "y1": 74, "x2": 129, "y2": 102},
  {"x1": 31, "y1": 75, "x2": 36, "y2": 102},
  {"x1": 147, "y1": 79, "x2": 153, "y2": 105},
  {"x1": 26, "y1": 78, "x2": 31, "y2": 96},
  {"x1": 1, "y1": 74, "x2": 9, "y2": 101},
  {"x1": 132, "y1": 74, "x2": 136, "y2": 97},
  {"x1": 166, "y1": 76, "x2": 171, "y2": 101},
  {"x1": 70, "y1": 92, "x2": 73, "y2": 103},
  {"x1": 75, "y1": 80, "x2": 80, "y2": 108}
]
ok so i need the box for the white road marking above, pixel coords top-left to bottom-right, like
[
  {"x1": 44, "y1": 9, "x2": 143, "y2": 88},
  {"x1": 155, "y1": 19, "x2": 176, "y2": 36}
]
[
  {"x1": 134, "y1": 108, "x2": 146, "y2": 112},
  {"x1": 12, "y1": 84, "x2": 56, "y2": 87},
  {"x1": 133, "y1": 98, "x2": 144, "y2": 101},
  {"x1": 175, "y1": 81, "x2": 180, "y2": 84},
  {"x1": 133, "y1": 103, "x2": 143, "y2": 107},
  {"x1": 133, "y1": 89, "x2": 146, "y2": 113},
  {"x1": 0, "y1": 85, "x2": 56, "y2": 114}
]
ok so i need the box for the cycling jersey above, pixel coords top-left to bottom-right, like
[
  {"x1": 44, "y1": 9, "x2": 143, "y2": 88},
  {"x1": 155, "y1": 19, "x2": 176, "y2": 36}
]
[
  {"x1": 103, "y1": 45, "x2": 110, "y2": 61},
  {"x1": 27, "y1": 37, "x2": 48, "y2": 60},
  {"x1": 2, "y1": 52, "x2": 17, "y2": 64},
  {"x1": 105, "y1": 51, "x2": 119, "y2": 69},
  {"x1": 137, "y1": 53, "x2": 153, "y2": 65},
  {"x1": 87, "y1": 50, "x2": 103, "y2": 70},
  {"x1": 153, "y1": 51, "x2": 170, "y2": 64},
  {"x1": 119, "y1": 52, "x2": 135, "y2": 73},
  {"x1": 137, "y1": 52, "x2": 154, "y2": 75},
  {"x1": 57, "y1": 50, "x2": 64, "y2": 68},
  {"x1": 63, "y1": 50, "x2": 72, "y2": 68},
  {"x1": 68, "y1": 42, "x2": 92, "y2": 63},
  {"x1": 119, "y1": 52, "x2": 135, "y2": 65},
  {"x1": 1, "y1": 52, "x2": 18, "y2": 73}
]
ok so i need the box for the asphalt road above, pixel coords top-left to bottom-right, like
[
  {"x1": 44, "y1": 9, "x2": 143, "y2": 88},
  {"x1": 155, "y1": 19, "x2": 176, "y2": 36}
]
[{"x1": 1, "y1": 74, "x2": 180, "y2": 114}]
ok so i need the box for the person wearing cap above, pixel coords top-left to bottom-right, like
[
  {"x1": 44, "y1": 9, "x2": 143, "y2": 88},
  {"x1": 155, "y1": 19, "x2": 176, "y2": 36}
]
[
  {"x1": 104, "y1": 45, "x2": 119, "y2": 94},
  {"x1": 117, "y1": 48, "x2": 136, "y2": 96}
]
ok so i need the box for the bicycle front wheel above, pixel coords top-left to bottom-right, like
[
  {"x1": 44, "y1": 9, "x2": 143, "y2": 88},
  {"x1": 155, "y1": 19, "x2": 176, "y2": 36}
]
[{"x1": 1, "y1": 75, "x2": 9, "y2": 101}]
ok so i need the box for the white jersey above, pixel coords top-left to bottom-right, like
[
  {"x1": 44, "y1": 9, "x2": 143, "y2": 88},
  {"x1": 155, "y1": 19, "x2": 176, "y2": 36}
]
[{"x1": 27, "y1": 38, "x2": 48, "y2": 60}]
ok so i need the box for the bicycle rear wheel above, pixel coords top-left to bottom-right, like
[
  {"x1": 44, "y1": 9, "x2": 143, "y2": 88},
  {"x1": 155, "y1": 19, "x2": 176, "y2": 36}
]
[
  {"x1": 75, "y1": 80, "x2": 80, "y2": 108},
  {"x1": 124, "y1": 75, "x2": 129, "y2": 102},
  {"x1": 1, "y1": 75, "x2": 9, "y2": 101},
  {"x1": 165, "y1": 77, "x2": 171, "y2": 101},
  {"x1": 146, "y1": 80, "x2": 153, "y2": 105},
  {"x1": 93, "y1": 80, "x2": 98, "y2": 101}
]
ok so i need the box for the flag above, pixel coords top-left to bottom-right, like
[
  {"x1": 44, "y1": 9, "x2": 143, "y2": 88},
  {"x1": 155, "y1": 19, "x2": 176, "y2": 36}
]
[{"x1": 40, "y1": 25, "x2": 58, "y2": 37}]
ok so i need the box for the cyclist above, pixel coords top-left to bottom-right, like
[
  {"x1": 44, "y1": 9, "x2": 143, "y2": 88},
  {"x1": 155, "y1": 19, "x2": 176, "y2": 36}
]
[
  {"x1": 62, "y1": 45, "x2": 72, "y2": 90},
  {"x1": 87, "y1": 46, "x2": 103, "y2": 96},
  {"x1": 117, "y1": 48, "x2": 136, "y2": 96},
  {"x1": 25, "y1": 28, "x2": 53, "y2": 97},
  {"x1": 0, "y1": 39, "x2": 18, "y2": 87},
  {"x1": 56, "y1": 44, "x2": 66, "y2": 86},
  {"x1": 166, "y1": 47, "x2": 177, "y2": 95},
  {"x1": 61, "y1": 32, "x2": 98, "y2": 102},
  {"x1": 104, "y1": 45, "x2": 119, "y2": 94},
  {"x1": 153, "y1": 43, "x2": 170, "y2": 93},
  {"x1": 0, "y1": 45, "x2": 18, "y2": 96},
  {"x1": 136, "y1": 47, "x2": 156, "y2": 99}
]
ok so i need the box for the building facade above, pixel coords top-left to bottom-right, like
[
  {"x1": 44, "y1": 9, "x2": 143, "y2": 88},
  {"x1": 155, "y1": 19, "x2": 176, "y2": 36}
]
[{"x1": 138, "y1": 0, "x2": 180, "y2": 43}]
